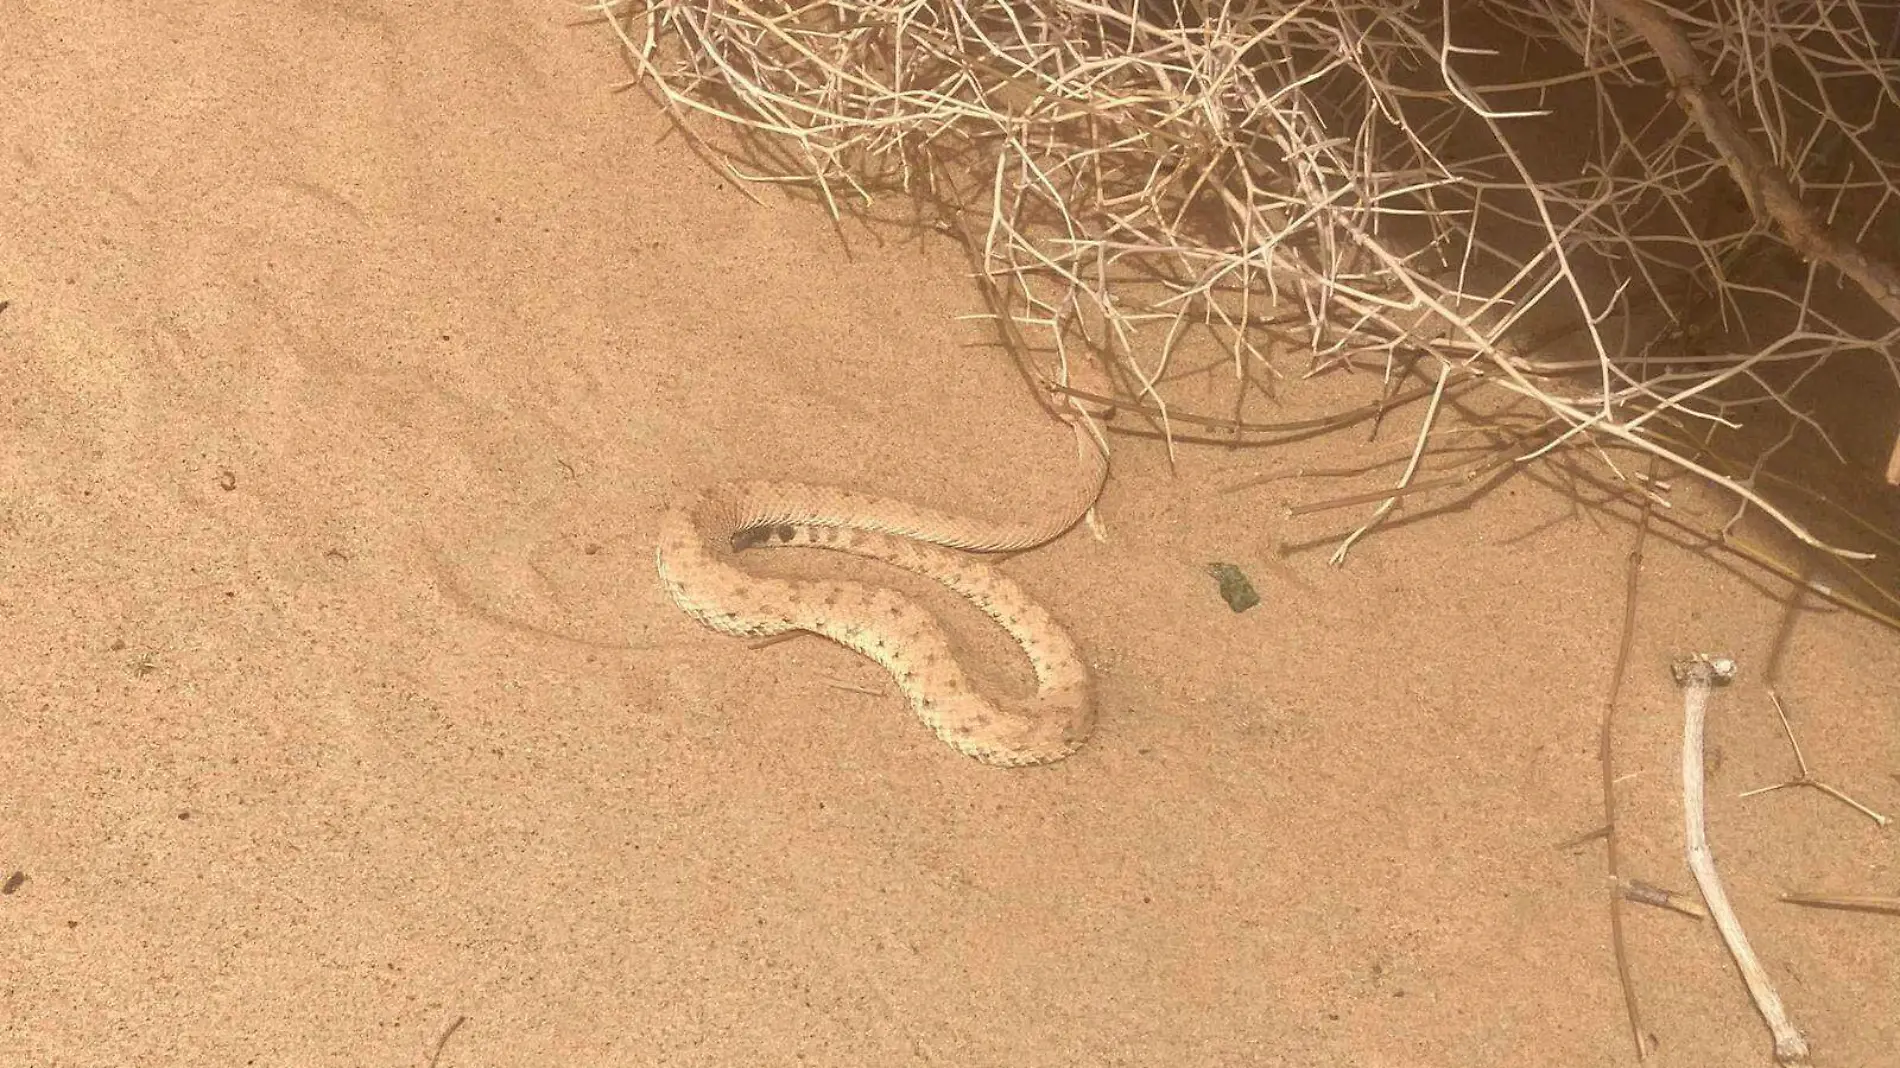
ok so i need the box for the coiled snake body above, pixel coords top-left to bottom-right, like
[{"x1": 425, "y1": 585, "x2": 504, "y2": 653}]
[{"x1": 655, "y1": 418, "x2": 1106, "y2": 766}]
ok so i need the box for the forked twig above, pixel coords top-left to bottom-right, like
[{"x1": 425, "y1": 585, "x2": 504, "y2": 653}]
[
  {"x1": 1328, "y1": 360, "x2": 1450, "y2": 565},
  {"x1": 1738, "y1": 690, "x2": 1890, "y2": 826}
]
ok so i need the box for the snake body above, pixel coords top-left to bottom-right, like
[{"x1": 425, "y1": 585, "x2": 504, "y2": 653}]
[{"x1": 654, "y1": 419, "x2": 1106, "y2": 766}]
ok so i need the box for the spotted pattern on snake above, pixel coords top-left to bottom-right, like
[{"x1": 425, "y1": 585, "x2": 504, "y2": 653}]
[{"x1": 654, "y1": 418, "x2": 1108, "y2": 766}]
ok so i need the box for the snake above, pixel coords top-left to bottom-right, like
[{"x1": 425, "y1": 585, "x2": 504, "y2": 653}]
[{"x1": 654, "y1": 416, "x2": 1107, "y2": 767}]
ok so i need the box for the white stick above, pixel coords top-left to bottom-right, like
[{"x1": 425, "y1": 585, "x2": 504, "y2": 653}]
[{"x1": 1674, "y1": 656, "x2": 1811, "y2": 1065}]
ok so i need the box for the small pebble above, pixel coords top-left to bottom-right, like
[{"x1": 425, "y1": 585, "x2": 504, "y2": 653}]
[{"x1": 1206, "y1": 563, "x2": 1261, "y2": 613}]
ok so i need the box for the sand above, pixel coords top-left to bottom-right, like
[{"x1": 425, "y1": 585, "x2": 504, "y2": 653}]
[{"x1": 3, "y1": 2, "x2": 1896, "y2": 1065}]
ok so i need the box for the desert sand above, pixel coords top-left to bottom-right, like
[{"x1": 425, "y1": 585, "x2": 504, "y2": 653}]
[{"x1": 3, "y1": 2, "x2": 1896, "y2": 1065}]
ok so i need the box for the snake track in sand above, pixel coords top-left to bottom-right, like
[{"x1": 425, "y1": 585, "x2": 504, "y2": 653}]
[{"x1": 655, "y1": 418, "x2": 1107, "y2": 766}]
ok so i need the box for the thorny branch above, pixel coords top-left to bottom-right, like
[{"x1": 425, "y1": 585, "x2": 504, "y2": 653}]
[
  {"x1": 1589, "y1": 0, "x2": 1900, "y2": 484},
  {"x1": 605, "y1": 0, "x2": 1900, "y2": 567}
]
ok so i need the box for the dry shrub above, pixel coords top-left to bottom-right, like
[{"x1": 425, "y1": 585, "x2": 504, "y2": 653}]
[{"x1": 597, "y1": 0, "x2": 1900, "y2": 616}]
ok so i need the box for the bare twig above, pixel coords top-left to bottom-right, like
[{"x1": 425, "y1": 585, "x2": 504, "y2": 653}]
[
  {"x1": 1673, "y1": 654, "x2": 1811, "y2": 1065},
  {"x1": 1623, "y1": 878, "x2": 1708, "y2": 920},
  {"x1": 1739, "y1": 690, "x2": 1891, "y2": 826},
  {"x1": 1599, "y1": 454, "x2": 1659, "y2": 1060},
  {"x1": 424, "y1": 1015, "x2": 467, "y2": 1068},
  {"x1": 1780, "y1": 893, "x2": 1900, "y2": 916},
  {"x1": 1328, "y1": 361, "x2": 1451, "y2": 565},
  {"x1": 1283, "y1": 441, "x2": 1525, "y2": 517},
  {"x1": 1556, "y1": 825, "x2": 1610, "y2": 850}
]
